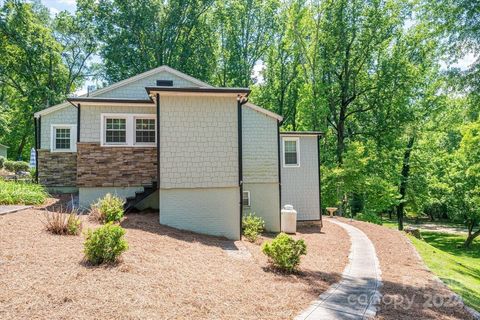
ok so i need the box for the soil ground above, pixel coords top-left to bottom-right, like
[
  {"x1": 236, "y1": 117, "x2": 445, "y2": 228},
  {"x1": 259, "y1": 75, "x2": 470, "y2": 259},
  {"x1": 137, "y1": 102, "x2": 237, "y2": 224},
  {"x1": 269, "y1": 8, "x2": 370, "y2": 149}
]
[{"x1": 0, "y1": 207, "x2": 349, "y2": 320}]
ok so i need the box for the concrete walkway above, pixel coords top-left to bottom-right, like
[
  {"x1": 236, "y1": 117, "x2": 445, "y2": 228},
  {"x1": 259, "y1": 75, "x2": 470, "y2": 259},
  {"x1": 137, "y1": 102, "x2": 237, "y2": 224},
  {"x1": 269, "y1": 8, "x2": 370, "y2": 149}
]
[
  {"x1": 295, "y1": 219, "x2": 382, "y2": 320},
  {"x1": 0, "y1": 205, "x2": 32, "y2": 215}
]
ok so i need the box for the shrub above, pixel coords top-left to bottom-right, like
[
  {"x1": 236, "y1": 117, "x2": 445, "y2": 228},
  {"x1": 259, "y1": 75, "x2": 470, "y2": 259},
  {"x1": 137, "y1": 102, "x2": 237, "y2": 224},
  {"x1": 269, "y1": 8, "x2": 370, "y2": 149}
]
[
  {"x1": 4, "y1": 160, "x2": 15, "y2": 172},
  {"x1": 83, "y1": 223, "x2": 128, "y2": 265},
  {"x1": 3, "y1": 160, "x2": 30, "y2": 173},
  {"x1": 356, "y1": 212, "x2": 383, "y2": 225},
  {"x1": 0, "y1": 180, "x2": 48, "y2": 205},
  {"x1": 0, "y1": 156, "x2": 5, "y2": 169},
  {"x1": 43, "y1": 210, "x2": 83, "y2": 235},
  {"x1": 14, "y1": 161, "x2": 30, "y2": 172},
  {"x1": 90, "y1": 193, "x2": 125, "y2": 223},
  {"x1": 262, "y1": 233, "x2": 307, "y2": 272},
  {"x1": 242, "y1": 212, "x2": 265, "y2": 242}
]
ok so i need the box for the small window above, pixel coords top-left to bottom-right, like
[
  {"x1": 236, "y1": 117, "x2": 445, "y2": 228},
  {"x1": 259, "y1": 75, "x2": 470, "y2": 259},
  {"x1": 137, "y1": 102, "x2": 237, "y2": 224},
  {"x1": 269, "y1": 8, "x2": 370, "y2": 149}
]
[
  {"x1": 105, "y1": 118, "x2": 126, "y2": 144},
  {"x1": 242, "y1": 191, "x2": 251, "y2": 206},
  {"x1": 55, "y1": 128, "x2": 71, "y2": 150},
  {"x1": 135, "y1": 118, "x2": 156, "y2": 144},
  {"x1": 51, "y1": 124, "x2": 76, "y2": 152},
  {"x1": 283, "y1": 138, "x2": 300, "y2": 167}
]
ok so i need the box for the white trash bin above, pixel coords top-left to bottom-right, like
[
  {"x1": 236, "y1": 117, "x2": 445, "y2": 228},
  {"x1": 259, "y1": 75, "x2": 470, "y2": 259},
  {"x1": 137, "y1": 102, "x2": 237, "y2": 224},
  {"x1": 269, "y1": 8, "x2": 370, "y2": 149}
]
[{"x1": 281, "y1": 205, "x2": 297, "y2": 234}]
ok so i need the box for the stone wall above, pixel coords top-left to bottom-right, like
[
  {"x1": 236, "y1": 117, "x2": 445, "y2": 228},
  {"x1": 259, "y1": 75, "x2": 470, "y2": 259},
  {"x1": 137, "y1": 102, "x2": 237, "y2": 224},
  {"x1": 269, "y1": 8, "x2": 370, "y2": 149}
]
[
  {"x1": 38, "y1": 150, "x2": 77, "y2": 187},
  {"x1": 76, "y1": 143, "x2": 157, "y2": 187}
]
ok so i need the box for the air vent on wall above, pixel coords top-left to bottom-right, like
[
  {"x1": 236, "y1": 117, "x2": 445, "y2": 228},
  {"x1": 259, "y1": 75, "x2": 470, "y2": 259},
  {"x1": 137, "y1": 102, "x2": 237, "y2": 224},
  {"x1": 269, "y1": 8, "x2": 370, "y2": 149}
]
[{"x1": 156, "y1": 80, "x2": 173, "y2": 86}]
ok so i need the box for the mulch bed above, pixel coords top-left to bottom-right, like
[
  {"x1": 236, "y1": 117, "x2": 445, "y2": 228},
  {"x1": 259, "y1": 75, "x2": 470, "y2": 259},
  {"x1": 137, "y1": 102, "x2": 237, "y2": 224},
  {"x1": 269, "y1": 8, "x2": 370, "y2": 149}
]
[
  {"x1": 0, "y1": 210, "x2": 349, "y2": 319},
  {"x1": 340, "y1": 218, "x2": 474, "y2": 320}
]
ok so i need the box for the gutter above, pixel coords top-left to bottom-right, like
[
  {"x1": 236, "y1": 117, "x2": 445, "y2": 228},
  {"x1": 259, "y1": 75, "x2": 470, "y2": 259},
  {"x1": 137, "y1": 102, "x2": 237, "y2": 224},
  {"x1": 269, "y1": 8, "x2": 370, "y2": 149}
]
[
  {"x1": 317, "y1": 135, "x2": 323, "y2": 226},
  {"x1": 277, "y1": 119, "x2": 283, "y2": 231},
  {"x1": 156, "y1": 93, "x2": 161, "y2": 221},
  {"x1": 34, "y1": 116, "x2": 39, "y2": 183},
  {"x1": 237, "y1": 94, "x2": 249, "y2": 239}
]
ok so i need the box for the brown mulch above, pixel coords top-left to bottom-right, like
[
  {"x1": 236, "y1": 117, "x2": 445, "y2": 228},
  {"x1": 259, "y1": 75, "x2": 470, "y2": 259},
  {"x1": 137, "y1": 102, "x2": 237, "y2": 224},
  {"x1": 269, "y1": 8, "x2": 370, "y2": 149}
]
[
  {"x1": 0, "y1": 210, "x2": 349, "y2": 320},
  {"x1": 339, "y1": 218, "x2": 474, "y2": 320}
]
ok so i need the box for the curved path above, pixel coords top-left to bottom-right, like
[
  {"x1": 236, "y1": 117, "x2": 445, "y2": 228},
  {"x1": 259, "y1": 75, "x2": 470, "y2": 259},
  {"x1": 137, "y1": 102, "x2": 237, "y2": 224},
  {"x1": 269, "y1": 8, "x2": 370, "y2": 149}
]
[{"x1": 296, "y1": 219, "x2": 382, "y2": 320}]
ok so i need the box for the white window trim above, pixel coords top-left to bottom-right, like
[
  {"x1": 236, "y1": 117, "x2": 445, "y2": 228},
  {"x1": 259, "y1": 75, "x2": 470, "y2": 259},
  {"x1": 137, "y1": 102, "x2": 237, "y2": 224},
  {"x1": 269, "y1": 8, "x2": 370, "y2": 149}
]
[
  {"x1": 282, "y1": 137, "x2": 300, "y2": 167},
  {"x1": 50, "y1": 124, "x2": 77, "y2": 152},
  {"x1": 242, "y1": 191, "x2": 251, "y2": 207},
  {"x1": 100, "y1": 113, "x2": 156, "y2": 147}
]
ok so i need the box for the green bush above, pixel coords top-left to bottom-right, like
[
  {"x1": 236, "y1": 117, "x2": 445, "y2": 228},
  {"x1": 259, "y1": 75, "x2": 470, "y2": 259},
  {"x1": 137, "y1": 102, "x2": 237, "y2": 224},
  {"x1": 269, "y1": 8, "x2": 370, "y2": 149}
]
[
  {"x1": 91, "y1": 193, "x2": 125, "y2": 223},
  {"x1": 0, "y1": 156, "x2": 5, "y2": 169},
  {"x1": 4, "y1": 160, "x2": 15, "y2": 172},
  {"x1": 242, "y1": 212, "x2": 265, "y2": 242},
  {"x1": 3, "y1": 160, "x2": 30, "y2": 173},
  {"x1": 0, "y1": 180, "x2": 48, "y2": 205},
  {"x1": 14, "y1": 161, "x2": 30, "y2": 172},
  {"x1": 262, "y1": 233, "x2": 307, "y2": 272},
  {"x1": 356, "y1": 212, "x2": 383, "y2": 225},
  {"x1": 83, "y1": 223, "x2": 129, "y2": 265}
]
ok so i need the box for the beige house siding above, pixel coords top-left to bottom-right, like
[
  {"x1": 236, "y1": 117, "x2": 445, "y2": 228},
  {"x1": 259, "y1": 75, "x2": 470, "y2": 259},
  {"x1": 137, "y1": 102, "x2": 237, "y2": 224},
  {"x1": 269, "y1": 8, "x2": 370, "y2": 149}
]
[
  {"x1": 80, "y1": 105, "x2": 154, "y2": 142},
  {"x1": 159, "y1": 95, "x2": 238, "y2": 189},
  {"x1": 241, "y1": 106, "x2": 280, "y2": 231},
  {"x1": 280, "y1": 135, "x2": 320, "y2": 220},
  {"x1": 94, "y1": 71, "x2": 201, "y2": 99},
  {"x1": 40, "y1": 105, "x2": 77, "y2": 149}
]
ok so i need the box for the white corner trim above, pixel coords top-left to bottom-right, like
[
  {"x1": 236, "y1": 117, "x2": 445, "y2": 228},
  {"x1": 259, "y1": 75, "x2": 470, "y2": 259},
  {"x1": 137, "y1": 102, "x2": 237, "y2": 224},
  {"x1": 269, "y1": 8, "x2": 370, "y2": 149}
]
[
  {"x1": 245, "y1": 102, "x2": 283, "y2": 121},
  {"x1": 282, "y1": 137, "x2": 300, "y2": 168},
  {"x1": 50, "y1": 124, "x2": 77, "y2": 152},
  {"x1": 100, "y1": 113, "x2": 156, "y2": 147}
]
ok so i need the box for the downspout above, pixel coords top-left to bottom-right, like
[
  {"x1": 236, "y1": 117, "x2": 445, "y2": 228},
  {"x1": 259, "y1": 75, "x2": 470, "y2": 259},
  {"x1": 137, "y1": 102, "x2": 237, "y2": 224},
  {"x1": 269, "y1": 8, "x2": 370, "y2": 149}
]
[
  {"x1": 277, "y1": 120, "x2": 283, "y2": 231},
  {"x1": 317, "y1": 135, "x2": 323, "y2": 228},
  {"x1": 77, "y1": 103, "x2": 81, "y2": 143},
  {"x1": 156, "y1": 93, "x2": 161, "y2": 218},
  {"x1": 237, "y1": 95, "x2": 248, "y2": 239},
  {"x1": 34, "y1": 116, "x2": 39, "y2": 183}
]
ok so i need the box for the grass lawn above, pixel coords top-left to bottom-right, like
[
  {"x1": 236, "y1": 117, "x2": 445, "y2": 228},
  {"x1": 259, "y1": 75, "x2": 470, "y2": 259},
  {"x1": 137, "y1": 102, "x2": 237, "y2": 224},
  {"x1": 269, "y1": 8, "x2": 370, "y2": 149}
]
[
  {"x1": 409, "y1": 231, "x2": 480, "y2": 312},
  {"x1": 0, "y1": 179, "x2": 48, "y2": 205}
]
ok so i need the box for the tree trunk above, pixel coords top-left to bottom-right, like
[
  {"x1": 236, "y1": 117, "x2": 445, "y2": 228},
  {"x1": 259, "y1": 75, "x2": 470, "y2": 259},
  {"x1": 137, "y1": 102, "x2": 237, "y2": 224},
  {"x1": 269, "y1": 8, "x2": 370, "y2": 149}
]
[
  {"x1": 464, "y1": 227, "x2": 480, "y2": 248},
  {"x1": 396, "y1": 135, "x2": 415, "y2": 231}
]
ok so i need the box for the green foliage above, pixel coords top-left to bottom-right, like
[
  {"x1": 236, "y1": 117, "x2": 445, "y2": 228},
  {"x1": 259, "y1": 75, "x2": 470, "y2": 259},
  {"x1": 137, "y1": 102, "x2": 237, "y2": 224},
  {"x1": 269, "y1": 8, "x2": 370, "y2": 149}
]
[
  {"x1": 242, "y1": 213, "x2": 265, "y2": 242},
  {"x1": 3, "y1": 160, "x2": 30, "y2": 173},
  {"x1": 0, "y1": 156, "x2": 5, "y2": 169},
  {"x1": 0, "y1": 180, "x2": 47, "y2": 205},
  {"x1": 4, "y1": 160, "x2": 15, "y2": 172},
  {"x1": 83, "y1": 223, "x2": 128, "y2": 265},
  {"x1": 262, "y1": 233, "x2": 306, "y2": 272},
  {"x1": 44, "y1": 211, "x2": 82, "y2": 236},
  {"x1": 91, "y1": 193, "x2": 125, "y2": 223},
  {"x1": 356, "y1": 212, "x2": 383, "y2": 225}
]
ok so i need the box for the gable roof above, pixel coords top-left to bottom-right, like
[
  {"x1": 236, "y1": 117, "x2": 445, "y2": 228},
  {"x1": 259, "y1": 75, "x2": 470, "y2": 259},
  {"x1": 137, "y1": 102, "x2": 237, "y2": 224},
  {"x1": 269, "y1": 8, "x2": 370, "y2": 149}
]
[
  {"x1": 245, "y1": 102, "x2": 283, "y2": 121},
  {"x1": 34, "y1": 66, "x2": 212, "y2": 118},
  {"x1": 0, "y1": 143, "x2": 9, "y2": 149}
]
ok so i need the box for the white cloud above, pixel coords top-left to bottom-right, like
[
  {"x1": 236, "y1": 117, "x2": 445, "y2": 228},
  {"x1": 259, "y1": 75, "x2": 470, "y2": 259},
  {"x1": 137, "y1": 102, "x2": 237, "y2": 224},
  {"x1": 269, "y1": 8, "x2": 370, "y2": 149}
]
[
  {"x1": 49, "y1": 7, "x2": 60, "y2": 16},
  {"x1": 57, "y1": 0, "x2": 77, "y2": 5}
]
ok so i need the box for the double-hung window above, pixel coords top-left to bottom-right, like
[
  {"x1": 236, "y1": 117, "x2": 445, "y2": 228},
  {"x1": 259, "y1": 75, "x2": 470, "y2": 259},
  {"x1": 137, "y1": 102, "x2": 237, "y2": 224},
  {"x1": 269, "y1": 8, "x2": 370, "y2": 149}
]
[
  {"x1": 283, "y1": 137, "x2": 300, "y2": 167},
  {"x1": 135, "y1": 118, "x2": 156, "y2": 144},
  {"x1": 105, "y1": 118, "x2": 127, "y2": 144},
  {"x1": 101, "y1": 114, "x2": 156, "y2": 146},
  {"x1": 51, "y1": 124, "x2": 76, "y2": 152}
]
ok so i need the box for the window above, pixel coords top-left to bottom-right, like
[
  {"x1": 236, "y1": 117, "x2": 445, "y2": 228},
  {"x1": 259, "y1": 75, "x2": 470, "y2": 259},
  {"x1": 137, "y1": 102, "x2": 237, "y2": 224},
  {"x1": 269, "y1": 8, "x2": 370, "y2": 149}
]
[
  {"x1": 135, "y1": 118, "x2": 156, "y2": 144},
  {"x1": 242, "y1": 191, "x2": 251, "y2": 206},
  {"x1": 105, "y1": 118, "x2": 126, "y2": 144},
  {"x1": 283, "y1": 137, "x2": 300, "y2": 167},
  {"x1": 101, "y1": 114, "x2": 156, "y2": 147},
  {"x1": 55, "y1": 128, "x2": 70, "y2": 150},
  {"x1": 50, "y1": 124, "x2": 76, "y2": 152}
]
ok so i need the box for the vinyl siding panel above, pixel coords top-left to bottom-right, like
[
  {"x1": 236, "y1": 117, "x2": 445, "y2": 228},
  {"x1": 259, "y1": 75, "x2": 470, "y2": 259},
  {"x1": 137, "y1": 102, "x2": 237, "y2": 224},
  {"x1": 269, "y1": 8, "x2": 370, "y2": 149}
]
[{"x1": 40, "y1": 105, "x2": 77, "y2": 150}]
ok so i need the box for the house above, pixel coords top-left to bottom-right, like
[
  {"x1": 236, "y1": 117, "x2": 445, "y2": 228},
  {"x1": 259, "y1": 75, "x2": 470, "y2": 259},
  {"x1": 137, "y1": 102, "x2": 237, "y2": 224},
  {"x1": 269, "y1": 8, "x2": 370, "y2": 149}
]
[
  {"x1": 0, "y1": 144, "x2": 8, "y2": 158},
  {"x1": 33, "y1": 66, "x2": 321, "y2": 239}
]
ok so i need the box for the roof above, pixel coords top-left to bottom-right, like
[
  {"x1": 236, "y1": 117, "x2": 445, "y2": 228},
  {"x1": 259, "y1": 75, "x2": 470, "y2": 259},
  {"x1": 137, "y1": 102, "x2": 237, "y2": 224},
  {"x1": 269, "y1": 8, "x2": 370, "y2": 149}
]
[
  {"x1": 245, "y1": 102, "x2": 283, "y2": 121},
  {"x1": 0, "y1": 143, "x2": 9, "y2": 148},
  {"x1": 146, "y1": 86, "x2": 250, "y2": 95},
  {"x1": 67, "y1": 97, "x2": 153, "y2": 105},
  {"x1": 280, "y1": 131, "x2": 324, "y2": 136}
]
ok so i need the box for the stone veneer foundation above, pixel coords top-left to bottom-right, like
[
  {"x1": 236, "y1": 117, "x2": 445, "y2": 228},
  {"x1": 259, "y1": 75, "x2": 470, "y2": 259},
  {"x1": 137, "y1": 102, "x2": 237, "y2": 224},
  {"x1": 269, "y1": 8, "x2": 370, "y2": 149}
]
[
  {"x1": 38, "y1": 150, "x2": 77, "y2": 186},
  {"x1": 76, "y1": 143, "x2": 157, "y2": 187}
]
